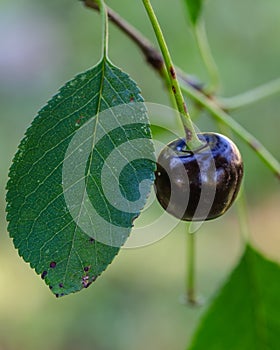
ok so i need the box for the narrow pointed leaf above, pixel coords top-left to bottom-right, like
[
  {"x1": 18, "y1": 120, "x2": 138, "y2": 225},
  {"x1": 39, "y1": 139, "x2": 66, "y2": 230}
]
[
  {"x1": 6, "y1": 57, "x2": 155, "y2": 297},
  {"x1": 188, "y1": 246, "x2": 280, "y2": 350},
  {"x1": 184, "y1": 0, "x2": 204, "y2": 25}
]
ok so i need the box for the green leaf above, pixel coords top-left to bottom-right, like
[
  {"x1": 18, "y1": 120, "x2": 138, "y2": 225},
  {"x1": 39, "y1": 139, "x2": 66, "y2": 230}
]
[
  {"x1": 6, "y1": 57, "x2": 155, "y2": 297},
  {"x1": 188, "y1": 246, "x2": 280, "y2": 350},
  {"x1": 184, "y1": 0, "x2": 204, "y2": 25}
]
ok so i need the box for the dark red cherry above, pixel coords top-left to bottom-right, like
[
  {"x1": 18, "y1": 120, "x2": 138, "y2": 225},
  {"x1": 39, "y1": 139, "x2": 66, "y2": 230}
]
[{"x1": 154, "y1": 133, "x2": 244, "y2": 221}]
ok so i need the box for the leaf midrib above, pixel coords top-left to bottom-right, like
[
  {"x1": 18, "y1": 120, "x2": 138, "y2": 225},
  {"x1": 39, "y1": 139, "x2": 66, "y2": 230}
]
[{"x1": 63, "y1": 57, "x2": 108, "y2": 282}]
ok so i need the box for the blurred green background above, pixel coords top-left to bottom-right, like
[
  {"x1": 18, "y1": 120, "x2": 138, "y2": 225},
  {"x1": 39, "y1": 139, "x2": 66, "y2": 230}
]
[{"x1": 0, "y1": 0, "x2": 280, "y2": 349}]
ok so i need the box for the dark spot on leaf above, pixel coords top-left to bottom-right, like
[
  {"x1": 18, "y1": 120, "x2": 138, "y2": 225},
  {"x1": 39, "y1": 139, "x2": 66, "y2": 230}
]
[
  {"x1": 82, "y1": 275, "x2": 90, "y2": 288},
  {"x1": 6, "y1": 59, "x2": 155, "y2": 299},
  {"x1": 75, "y1": 115, "x2": 85, "y2": 126},
  {"x1": 170, "y1": 66, "x2": 176, "y2": 79},
  {"x1": 55, "y1": 293, "x2": 65, "y2": 298},
  {"x1": 129, "y1": 94, "x2": 135, "y2": 102},
  {"x1": 50, "y1": 261, "x2": 56, "y2": 268},
  {"x1": 59, "y1": 283, "x2": 64, "y2": 288},
  {"x1": 84, "y1": 266, "x2": 90, "y2": 272},
  {"x1": 81, "y1": 275, "x2": 97, "y2": 288},
  {"x1": 41, "y1": 271, "x2": 47, "y2": 279},
  {"x1": 172, "y1": 86, "x2": 176, "y2": 94}
]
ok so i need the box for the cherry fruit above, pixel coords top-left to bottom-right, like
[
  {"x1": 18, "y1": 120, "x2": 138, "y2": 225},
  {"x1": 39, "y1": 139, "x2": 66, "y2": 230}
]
[{"x1": 154, "y1": 133, "x2": 244, "y2": 221}]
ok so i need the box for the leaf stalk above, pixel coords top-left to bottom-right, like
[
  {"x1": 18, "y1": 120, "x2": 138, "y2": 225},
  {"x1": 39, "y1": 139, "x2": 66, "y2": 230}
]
[{"x1": 96, "y1": 0, "x2": 109, "y2": 57}]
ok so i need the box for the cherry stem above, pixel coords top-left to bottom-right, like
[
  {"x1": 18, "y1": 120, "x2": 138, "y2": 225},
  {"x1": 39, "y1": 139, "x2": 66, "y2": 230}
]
[
  {"x1": 141, "y1": 0, "x2": 203, "y2": 150},
  {"x1": 186, "y1": 229, "x2": 197, "y2": 305}
]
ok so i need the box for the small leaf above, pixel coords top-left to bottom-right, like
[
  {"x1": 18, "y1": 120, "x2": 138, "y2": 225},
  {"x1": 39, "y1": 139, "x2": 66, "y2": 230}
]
[
  {"x1": 6, "y1": 57, "x2": 155, "y2": 297},
  {"x1": 188, "y1": 246, "x2": 280, "y2": 350},
  {"x1": 184, "y1": 0, "x2": 204, "y2": 26}
]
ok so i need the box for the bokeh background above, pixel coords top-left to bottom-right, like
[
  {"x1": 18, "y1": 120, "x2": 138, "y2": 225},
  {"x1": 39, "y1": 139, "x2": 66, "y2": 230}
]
[{"x1": 0, "y1": 0, "x2": 280, "y2": 349}]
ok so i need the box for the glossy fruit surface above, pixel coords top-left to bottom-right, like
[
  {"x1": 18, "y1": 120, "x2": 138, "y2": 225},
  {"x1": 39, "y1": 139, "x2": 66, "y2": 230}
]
[{"x1": 154, "y1": 133, "x2": 244, "y2": 221}]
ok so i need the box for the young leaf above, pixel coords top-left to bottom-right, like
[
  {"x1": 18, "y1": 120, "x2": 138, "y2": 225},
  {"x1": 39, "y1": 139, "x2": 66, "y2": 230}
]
[
  {"x1": 188, "y1": 246, "x2": 280, "y2": 350},
  {"x1": 6, "y1": 57, "x2": 155, "y2": 297},
  {"x1": 184, "y1": 0, "x2": 204, "y2": 26}
]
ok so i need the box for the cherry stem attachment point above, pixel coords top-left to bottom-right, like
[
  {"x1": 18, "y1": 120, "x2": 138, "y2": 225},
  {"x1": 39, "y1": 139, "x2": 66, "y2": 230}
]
[{"x1": 141, "y1": 0, "x2": 203, "y2": 150}]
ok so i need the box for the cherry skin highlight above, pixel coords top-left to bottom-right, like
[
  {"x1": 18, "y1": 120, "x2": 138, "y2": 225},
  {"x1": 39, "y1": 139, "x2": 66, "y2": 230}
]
[{"x1": 154, "y1": 133, "x2": 244, "y2": 221}]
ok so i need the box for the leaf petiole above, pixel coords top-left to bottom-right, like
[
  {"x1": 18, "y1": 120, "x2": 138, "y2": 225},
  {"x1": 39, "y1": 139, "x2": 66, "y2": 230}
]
[{"x1": 96, "y1": 0, "x2": 109, "y2": 57}]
